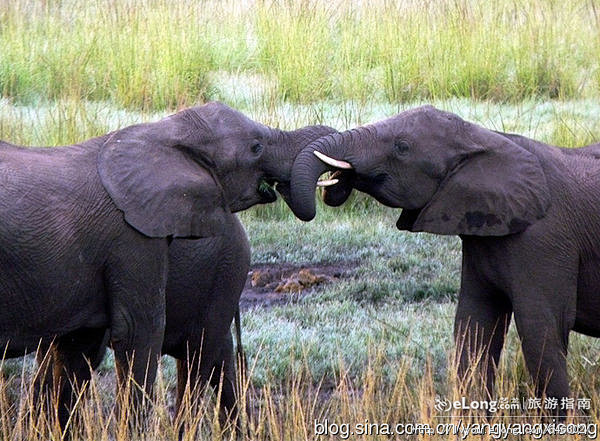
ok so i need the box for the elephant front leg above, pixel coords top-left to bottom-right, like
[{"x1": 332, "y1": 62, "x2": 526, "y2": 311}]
[
  {"x1": 454, "y1": 279, "x2": 512, "y2": 398},
  {"x1": 106, "y1": 241, "x2": 168, "y2": 428},
  {"x1": 111, "y1": 308, "x2": 165, "y2": 427}
]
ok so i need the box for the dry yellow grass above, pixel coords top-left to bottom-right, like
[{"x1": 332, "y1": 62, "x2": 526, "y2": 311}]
[{"x1": 2, "y1": 341, "x2": 598, "y2": 440}]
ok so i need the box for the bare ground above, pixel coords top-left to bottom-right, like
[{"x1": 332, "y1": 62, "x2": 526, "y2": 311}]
[{"x1": 240, "y1": 262, "x2": 357, "y2": 310}]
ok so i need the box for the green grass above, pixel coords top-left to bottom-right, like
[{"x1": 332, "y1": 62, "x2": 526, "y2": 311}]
[
  {"x1": 1, "y1": 0, "x2": 600, "y2": 110},
  {"x1": 3, "y1": 96, "x2": 599, "y2": 147}
]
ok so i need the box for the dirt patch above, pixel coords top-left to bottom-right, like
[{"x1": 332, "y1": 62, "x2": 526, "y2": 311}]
[{"x1": 240, "y1": 262, "x2": 355, "y2": 310}]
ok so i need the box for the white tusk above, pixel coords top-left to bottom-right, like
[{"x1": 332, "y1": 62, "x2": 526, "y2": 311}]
[
  {"x1": 317, "y1": 178, "x2": 339, "y2": 187},
  {"x1": 313, "y1": 151, "x2": 353, "y2": 169}
]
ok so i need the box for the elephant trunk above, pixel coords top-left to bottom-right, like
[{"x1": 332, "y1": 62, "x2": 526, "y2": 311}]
[
  {"x1": 290, "y1": 132, "x2": 355, "y2": 221},
  {"x1": 263, "y1": 125, "x2": 338, "y2": 182}
]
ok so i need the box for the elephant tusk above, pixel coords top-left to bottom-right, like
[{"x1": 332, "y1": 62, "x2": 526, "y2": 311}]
[
  {"x1": 313, "y1": 151, "x2": 353, "y2": 169},
  {"x1": 317, "y1": 178, "x2": 339, "y2": 187}
]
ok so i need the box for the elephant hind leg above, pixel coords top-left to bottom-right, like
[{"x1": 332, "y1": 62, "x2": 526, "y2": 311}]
[
  {"x1": 174, "y1": 354, "x2": 208, "y2": 440},
  {"x1": 208, "y1": 332, "x2": 238, "y2": 425},
  {"x1": 508, "y1": 251, "x2": 577, "y2": 415},
  {"x1": 175, "y1": 333, "x2": 240, "y2": 437},
  {"x1": 513, "y1": 300, "x2": 574, "y2": 407},
  {"x1": 175, "y1": 354, "x2": 203, "y2": 417}
]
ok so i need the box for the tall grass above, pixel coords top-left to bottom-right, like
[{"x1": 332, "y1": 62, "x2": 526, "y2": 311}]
[
  {"x1": 1, "y1": 0, "x2": 600, "y2": 110},
  {"x1": 0, "y1": 0, "x2": 246, "y2": 111},
  {"x1": 2, "y1": 337, "x2": 599, "y2": 440}
]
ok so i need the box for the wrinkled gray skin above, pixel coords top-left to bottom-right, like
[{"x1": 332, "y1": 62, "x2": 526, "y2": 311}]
[
  {"x1": 290, "y1": 105, "x2": 600, "y2": 411},
  {"x1": 0, "y1": 102, "x2": 335, "y2": 425},
  {"x1": 36, "y1": 217, "x2": 250, "y2": 432}
]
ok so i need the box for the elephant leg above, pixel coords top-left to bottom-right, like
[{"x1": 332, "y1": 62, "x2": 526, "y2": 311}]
[
  {"x1": 175, "y1": 357, "x2": 189, "y2": 418},
  {"x1": 175, "y1": 353, "x2": 204, "y2": 416},
  {"x1": 209, "y1": 331, "x2": 238, "y2": 424},
  {"x1": 105, "y1": 241, "x2": 168, "y2": 422},
  {"x1": 33, "y1": 340, "x2": 55, "y2": 414},
  {"x1": 174, "y1": 334, "x2": 239, "y2": 437},
  {"x1": 508, "y1": 252, "x2": 577, "y2": 414},
  {"x1": 34, "y1": 329, "x2": 108, "y2": 431},
  {"x1": 454, "y1": 265, "x2": 512, "y2": 398},
  {"x1": 175, "y1": 354, "x2": 207, "y2": 441},
  {"x1": 512, "y1": 298, "x2": 574, "y2": 408},
  {"x1": 111, "y1": 328, "x2": 164, "y2": 423}
]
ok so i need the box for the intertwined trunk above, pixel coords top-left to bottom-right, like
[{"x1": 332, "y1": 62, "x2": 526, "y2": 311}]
[{"x1": 289, "y1": 132, "x2": 355, "y2": 221}]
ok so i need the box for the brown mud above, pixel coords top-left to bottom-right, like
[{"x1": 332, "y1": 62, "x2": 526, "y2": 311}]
[{"x1": 240, "y1": 262, "x2": 357, "y2": 309}]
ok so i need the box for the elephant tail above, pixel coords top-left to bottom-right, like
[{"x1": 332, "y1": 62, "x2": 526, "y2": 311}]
[{"x1": 234, "y1": 306, "x2": 247, "y2": 388}]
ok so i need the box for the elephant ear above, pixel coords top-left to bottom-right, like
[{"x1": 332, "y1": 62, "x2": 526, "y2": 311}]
[
  {"x1": 399, "y1": 126, "x2": 551, "y2": 236},
  {"x1": 98, "y1": 122, "x2": 228, "y2": 238}
]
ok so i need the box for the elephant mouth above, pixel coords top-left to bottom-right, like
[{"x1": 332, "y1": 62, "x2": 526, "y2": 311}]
[
  {"x1": 396, "y1": 208, "x2": 422, "y2": 231},
  {"x1": 260, "y1": 174, "x2": 340, "y2": 208},
  {"x1": 258, "y1": 178, "x2": 278, "y2": 203},
  {"x1": 277, "y1": 176, "x2": 340, "y2": 207},
  {"x1": 325, "y1": 170, "x2": 354, "y2": 189},
  {"x1": 275, "y1": 181, "x2": 291, "y2": 205}
]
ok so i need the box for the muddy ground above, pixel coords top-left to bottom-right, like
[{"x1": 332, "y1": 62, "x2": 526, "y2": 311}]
[{"x1": 240, "y1": 262, "x2": 356, "y2": 310}]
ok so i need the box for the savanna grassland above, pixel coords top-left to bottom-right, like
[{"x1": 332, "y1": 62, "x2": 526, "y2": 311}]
[{"x1": 2, "y1": 0, "x2": 600, "y2": 439}]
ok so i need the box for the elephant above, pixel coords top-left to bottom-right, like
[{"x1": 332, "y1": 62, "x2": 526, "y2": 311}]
[
  {"x1": 37, "y1": 215, "x2": 250, "y2": 432},
  {"x1": 495, "y1": 130, "x2": 600, "y2": 159},
  {"x1": 289, "y1": 105, "x2": 600, "y2": 410},
  {"x1": 0, "y1": 102, "x2": 336, "y2": 424},
  {"x1": 567, "y1": 142, "x2": 600, "y2": 157}
]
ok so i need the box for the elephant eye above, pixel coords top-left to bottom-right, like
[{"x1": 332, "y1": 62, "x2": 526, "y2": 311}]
[
  {"x1": 251, "y1": 143, "x2": 264, "y2": 155},
  {"x1": 394, "y1": 139, "x2": 410, "y2": 154}
]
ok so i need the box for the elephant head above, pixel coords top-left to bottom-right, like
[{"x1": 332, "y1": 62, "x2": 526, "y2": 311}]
[
  {"x1": 290, "y1": 105, "x2": 551, "y2": 236},
  {"x1": 98, "y1": 101, "x2": 336, "y2": 238}
]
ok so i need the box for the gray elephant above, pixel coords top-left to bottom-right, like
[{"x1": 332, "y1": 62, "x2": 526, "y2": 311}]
[
  {"x1": 289, "y1": 105, "x2": 600, "y2": 410},
  {"x1": 37, "y1": 215, "x2": 250, "y2": 432},
  {"x1": 568, "y1": 142, "x2": 600, "y2": 156},
  {"x1": 0, "y1": 102, "x2": 335, "y2": 420}
]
